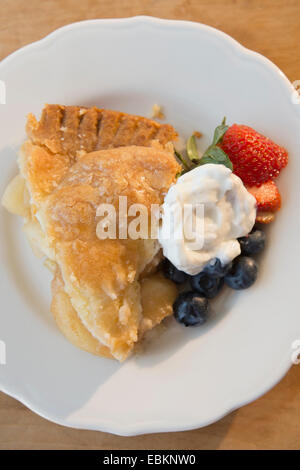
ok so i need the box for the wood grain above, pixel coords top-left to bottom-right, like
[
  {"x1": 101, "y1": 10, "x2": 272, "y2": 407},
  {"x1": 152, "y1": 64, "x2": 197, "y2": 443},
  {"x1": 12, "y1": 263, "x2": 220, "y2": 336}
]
[{"x1": 0, "y1": 0, "x2": 300, "y2": 450}]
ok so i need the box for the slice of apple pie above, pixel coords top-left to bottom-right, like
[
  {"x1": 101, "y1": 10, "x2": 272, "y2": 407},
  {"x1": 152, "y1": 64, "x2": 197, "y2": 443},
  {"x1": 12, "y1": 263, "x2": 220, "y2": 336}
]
[{"x1": 2, "y1": 104, "x2": 180, "y2": 361}]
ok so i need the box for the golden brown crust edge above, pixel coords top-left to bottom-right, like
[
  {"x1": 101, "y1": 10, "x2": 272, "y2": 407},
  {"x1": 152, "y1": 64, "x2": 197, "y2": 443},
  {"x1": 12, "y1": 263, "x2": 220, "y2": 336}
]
[
  {"x1": 51, "y1": 269, "x2": 113, "y2": 358},
  {"x1": 26, "y1": 104, "x2": 178, "y2": 157}
]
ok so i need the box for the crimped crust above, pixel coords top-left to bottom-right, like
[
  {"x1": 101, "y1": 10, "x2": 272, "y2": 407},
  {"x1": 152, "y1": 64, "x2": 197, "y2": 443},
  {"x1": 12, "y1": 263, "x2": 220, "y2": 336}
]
[{"x1": 26, "y1": 104, "x2": 178, "y2": 156}]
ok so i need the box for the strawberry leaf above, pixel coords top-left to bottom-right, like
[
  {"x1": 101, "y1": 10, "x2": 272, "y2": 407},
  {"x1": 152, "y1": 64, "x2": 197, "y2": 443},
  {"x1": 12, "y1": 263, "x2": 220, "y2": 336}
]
[
  {"x1": 174, "y1": 149, "x2": 191, "y2": 171},
  {"x1": 175, "y1": 118, "x2": 233, "y2": 176},
  {"x1": 212, "y1": 117, "x2": 228, "y2": 146},
  {"x1": 200, "y1": 146, "x2": 233, "y2": 171}
]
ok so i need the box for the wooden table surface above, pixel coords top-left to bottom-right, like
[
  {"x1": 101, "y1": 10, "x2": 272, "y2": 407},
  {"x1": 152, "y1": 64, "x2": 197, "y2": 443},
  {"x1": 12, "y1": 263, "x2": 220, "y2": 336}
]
[{"x1": 0, "y1": 0, "x2": 299, "y2": 450}]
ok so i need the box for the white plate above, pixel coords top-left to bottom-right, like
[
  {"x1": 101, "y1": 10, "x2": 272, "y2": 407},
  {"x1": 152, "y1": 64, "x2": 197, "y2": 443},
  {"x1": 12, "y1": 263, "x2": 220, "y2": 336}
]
[{"x1": 0, "y1": 17, "x2": 300, "y2": 436}]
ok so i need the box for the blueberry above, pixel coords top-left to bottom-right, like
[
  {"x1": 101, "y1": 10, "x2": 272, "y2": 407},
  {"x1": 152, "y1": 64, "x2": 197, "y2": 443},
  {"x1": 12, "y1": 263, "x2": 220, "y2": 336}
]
[
  {"x1": 162, "y1": 258, "x2": 189, "y2": 284},
  {"x1": 203, "y1": 258, "x2": 232, "y2": 278},
  {"x1": 225, "y1": 256, "x2": 258, "y2": 290},
  {"x1": 238, "y1": 229, "x2": 266, "y2": 256},
  {"x1": 190, "y1": 273, "x2": 224, "y2": 299},
  {"x1": 173, "y1": 291, "x2": 209, "y2": 326}
]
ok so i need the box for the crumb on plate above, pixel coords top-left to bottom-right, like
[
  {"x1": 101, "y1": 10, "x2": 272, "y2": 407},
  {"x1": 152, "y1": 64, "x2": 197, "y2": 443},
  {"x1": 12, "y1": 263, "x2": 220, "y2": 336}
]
[
  {"x1": 193, "y1": 131, "x2": 202, "y2": 138},
  {"x1": 151, "y1": 104, "x2": 165, "y2": 120}
]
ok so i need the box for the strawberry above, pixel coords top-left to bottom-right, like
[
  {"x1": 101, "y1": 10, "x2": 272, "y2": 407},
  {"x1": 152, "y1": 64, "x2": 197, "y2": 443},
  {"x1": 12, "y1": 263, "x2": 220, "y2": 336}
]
[
  {"x1": 256, "y1": 211, "x2": 275, "y2": 224},
  {"x1": 220, "y1": 124, "x2": 288, "y2": 186},
  {"x1": 246, "y1": 180, "x2": 281, "y2": 212}
]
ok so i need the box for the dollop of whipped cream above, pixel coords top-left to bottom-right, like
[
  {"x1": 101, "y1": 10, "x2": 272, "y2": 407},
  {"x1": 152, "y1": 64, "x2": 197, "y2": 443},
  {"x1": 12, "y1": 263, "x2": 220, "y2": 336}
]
[{"x1": 158, "y1": 164, "x2": 256, "y2": 275}]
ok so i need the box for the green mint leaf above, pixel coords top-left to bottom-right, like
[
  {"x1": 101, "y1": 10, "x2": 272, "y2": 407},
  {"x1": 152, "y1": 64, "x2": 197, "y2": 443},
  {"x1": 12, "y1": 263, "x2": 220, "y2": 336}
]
[
  {"x1": 212, "y1": 117, "x2": 228, "y2": 146},
  {"x1": 186, "y1": 135, "x2": 201, "y2": 163}
]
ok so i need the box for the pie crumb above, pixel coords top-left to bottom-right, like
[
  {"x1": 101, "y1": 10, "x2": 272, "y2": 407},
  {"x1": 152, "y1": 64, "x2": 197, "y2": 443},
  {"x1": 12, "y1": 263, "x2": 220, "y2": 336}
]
[
  {"x1": 151, "y1": 104, "x2": 165, "y2": 120},
  {"x1": 193, "y1": 131, "x2": 202, "y2": 138}
]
